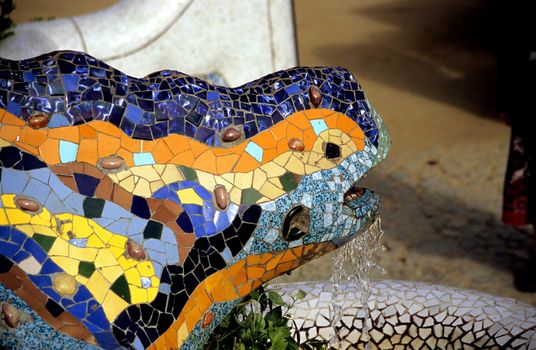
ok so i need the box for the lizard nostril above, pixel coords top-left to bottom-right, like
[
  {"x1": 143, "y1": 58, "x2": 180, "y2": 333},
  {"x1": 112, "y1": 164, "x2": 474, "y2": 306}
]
[{"x1": 281, "y1": 205, "x2": 310, "y2": 242}]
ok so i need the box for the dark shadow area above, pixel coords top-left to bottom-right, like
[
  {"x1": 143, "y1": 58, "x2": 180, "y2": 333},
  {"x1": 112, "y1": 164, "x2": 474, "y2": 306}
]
[{"x1": 299, "y1": 0, "x2": 501, "y2": 118}]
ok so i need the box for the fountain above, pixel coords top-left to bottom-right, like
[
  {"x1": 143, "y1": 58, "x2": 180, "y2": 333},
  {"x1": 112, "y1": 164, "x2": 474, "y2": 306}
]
[{"x1": 1, "y1": 50, "x2": 535, "y2": 350}]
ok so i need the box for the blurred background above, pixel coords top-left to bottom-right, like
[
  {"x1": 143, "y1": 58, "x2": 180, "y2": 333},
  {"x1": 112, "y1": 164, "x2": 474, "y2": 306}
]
[{"x1": 4, "y1": 0, "x2": 534, "y2": 304}]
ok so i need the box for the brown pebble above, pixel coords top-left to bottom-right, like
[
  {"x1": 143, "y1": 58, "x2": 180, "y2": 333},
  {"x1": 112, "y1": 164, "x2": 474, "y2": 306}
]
[
  {"x1": 308, "y1": 86, "x2": 322, "y2": 108},
  {"x1": 126, "y1": 240, "x2": 146, "y2": 260},
  {"x1": 221, "y1": 127, "x2": 241, "y2": 142},
  {"x1": 27, "y1": 114, "x2": 49, "y2": 129},
  {"x1": 1, "y1": 303, "x2": 20, "y2": 328},
  {"x1": 15, "y1": 197, "x2": 40, "y2": 212},
  {"x1": 288, "y1": 138, "x2": 305, "y2": 152},
  {"x1": 201, "y1": 311, "x2": 214, "y2": 328},
  {"x1": 214, "y1": 185, "x2": 229, "y2": 210},
  {"x1": 99, "y1": 155, "x2": 125, "y2": 170}
]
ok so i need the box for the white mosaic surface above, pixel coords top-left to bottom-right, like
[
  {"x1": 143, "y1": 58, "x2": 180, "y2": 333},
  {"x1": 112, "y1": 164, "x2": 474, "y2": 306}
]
[
  {"x1": 273, "y1": 280, "x2": 536, "y2": 349},
  {"x1": 0, "y1": 0, "x2": 296, "y2": 86}
]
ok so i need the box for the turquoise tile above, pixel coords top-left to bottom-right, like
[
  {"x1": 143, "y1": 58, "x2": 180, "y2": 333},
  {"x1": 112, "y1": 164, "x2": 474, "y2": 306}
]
[
  {"x1": 133, "y1": 152, "x2": 155, "y2": 166},
  {"x1": 59, "y1": 140, "x2": 79, "y2": 163},
  {"x1": 245, "y1": 141, "x2": 263, "y2": 162},
  {"x1": 311, "y1": 119, "x2": 328, "y2": 135}
]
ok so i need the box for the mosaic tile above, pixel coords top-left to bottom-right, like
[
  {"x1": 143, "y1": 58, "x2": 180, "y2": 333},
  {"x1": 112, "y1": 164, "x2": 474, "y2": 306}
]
[{"x1": 1, "y1": 50, "x2": 390, "y2": 349}]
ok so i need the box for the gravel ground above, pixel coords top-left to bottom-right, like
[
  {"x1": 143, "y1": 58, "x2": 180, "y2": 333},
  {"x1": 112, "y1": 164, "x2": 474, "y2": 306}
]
[{"x1": 276, "y1": 0, "x2": 536, "y2": 306}]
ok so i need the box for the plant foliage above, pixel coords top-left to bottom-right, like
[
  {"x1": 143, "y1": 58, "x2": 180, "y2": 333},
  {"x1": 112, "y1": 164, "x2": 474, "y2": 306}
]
[{"x1": 206, "y1": 286, "x2": 326, "y2": 350}]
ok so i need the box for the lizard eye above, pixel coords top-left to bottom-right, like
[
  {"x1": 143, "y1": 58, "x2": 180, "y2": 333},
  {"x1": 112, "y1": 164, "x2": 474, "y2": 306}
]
[{"x1": 324, "y1": 142, "x2": 341, "y2": 159}]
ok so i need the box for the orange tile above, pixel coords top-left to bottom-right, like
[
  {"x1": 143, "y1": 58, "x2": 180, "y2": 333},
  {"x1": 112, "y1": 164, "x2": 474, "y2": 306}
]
[
  {"x1": 192, "y1": 151, "x2": 217, "y2": 172},
  {"x1": 97, "y1": 133, "x2": 121, "y2": 157},
  {"x1": 288, "y1": 112, "x2": 310, "y2": 130},
  {"x1": 164, "y1": 136, "x2": 191, "y2": 155},
  {"x1": 285, "y1": 123, "x2": 302, "y2": 140},
  {"x1": 302, "y1": 127, "x2": 317, "y2": 149},
  {"x1": 216, "y1": 154, "x2": 239, "y2": 174},
  {"x1": 254, "y1": 132, "x2": 277, "y2": 149},
  {"x1": 247, "y1": 266, "x2": 265, "y2": 280},
  {"x1": 152, "y1": 140, "x2": 174, "y2": 163},
  {"x1": 188, "y1": 139, "x2": 207, "y2": 158},
  {"x1": 0, "y1": 124, "x2": 23, "y2": 142},
  {"x1": 48, "y1": 127, "x2": 79, "y2": 143},
  {"x1": 39, "y1": 140, "x2": 60, "y2": 164},
  {"x1": 79, "y1": 124, "x2": 97, "y2": 138},
  {"x1": 120, "y1": 133, "x2": 140, "y2": 153},
  {"x1": 91, "y1": 121, "x2": 122, "y2": 137},
  {"x1": 77, "y1": 139, "x2": 98, "y2": 164},
  {"x1": 232, "y1": 268, "x2": 248, "y2": 286},
  {"x1": 170, "y1": 150, "x2": 195, "y2": 167},
  {"x1": 232, "y1": 153, "x2": 258, "y2": 173},
  {"x1": 18, "y1": 127, "x2": 48, "y2": 147}
]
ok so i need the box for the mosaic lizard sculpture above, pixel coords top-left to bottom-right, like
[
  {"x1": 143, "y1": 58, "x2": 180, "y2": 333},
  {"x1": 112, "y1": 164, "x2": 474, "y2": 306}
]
[{"x1": 0, "y1": 51, "x2": 390, "y2": 349}]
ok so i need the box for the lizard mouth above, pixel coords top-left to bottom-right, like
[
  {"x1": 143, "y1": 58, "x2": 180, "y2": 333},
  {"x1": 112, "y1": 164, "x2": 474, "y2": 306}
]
[{"x1": 343, "y1": 184, "x2": 368, "y2": 210}]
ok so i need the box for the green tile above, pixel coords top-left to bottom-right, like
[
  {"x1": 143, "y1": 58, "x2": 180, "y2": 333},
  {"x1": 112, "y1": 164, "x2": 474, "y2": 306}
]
[
  {"x1": 78, "y1": 261, "x2": 95, "y2": 278},
  {"x1": 110, "y1": 274, "x2": 131, "y2": 303},
  {"x1": 178, "y1": 165, "x2": 198, "y2": 181},
  {"x1": 279, "y1": 172, "x2": 300, "y2": 192},
  {"x1": 241, "y1": 188, "x2": 262, "y2": 204},
  {"x1": 83, "y1": 197, "x2": 105, "y2": 218},
  {"x1": 32, "y1": 233, "x2": 56, "y2": 252},
  {"x1": 143, "y1": 220, "x2": 163, "y2": 239}
]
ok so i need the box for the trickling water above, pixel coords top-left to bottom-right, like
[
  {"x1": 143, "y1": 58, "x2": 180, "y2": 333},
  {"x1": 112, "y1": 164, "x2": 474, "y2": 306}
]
[{"x1": 329, "y1": 217, "x2": 385, "y2": 349}]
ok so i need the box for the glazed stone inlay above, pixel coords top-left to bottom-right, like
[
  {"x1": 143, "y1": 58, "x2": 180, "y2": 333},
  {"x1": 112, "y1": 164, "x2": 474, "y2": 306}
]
[{"x1": 0, "y1": 50, "x2": 390, "y2": 349}]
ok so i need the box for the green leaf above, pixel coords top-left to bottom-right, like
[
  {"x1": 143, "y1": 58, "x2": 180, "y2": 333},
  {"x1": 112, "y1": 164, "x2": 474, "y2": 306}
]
[
  {"x1": 296, "y1": 289, "x2": 307, "y2": 300},
  {"x1": 267, "y1": 290, "x2": 286, "y2": 306}
]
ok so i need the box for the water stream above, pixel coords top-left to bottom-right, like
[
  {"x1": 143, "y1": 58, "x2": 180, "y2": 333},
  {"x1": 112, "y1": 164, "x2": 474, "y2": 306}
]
[{"x1": 329, "y1": 217, "x2": 385, "y2": 349}]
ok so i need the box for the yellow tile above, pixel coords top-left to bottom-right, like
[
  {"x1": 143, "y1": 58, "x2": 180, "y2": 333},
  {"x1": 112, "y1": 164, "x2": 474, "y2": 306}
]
[
  {"x1": 136, "y1": 261, "x2": 155, "y2": 277},
  {"x1": 117, "y1": 255, "x2": 139, "y2": 270},
  {"x1": 234, "y1": 172, "x2": 253, "y2": 190},
  {"x1": 1, "y1": 194, "x2": 16, "y2": 208},
  {"x1": 0, "y1": 209, "x2": 8, "y2": 225},
  {"x1": 149, "y1": 180, "x2": 165, "y2": 193},
  {"x1": 221, "y1": 173, "x2": 235, "y2": 184},
  {"x1": 68, "y1": 245, "x2": 98, "y2": 261},
  {"x1": 95, "y1": 249, "x2": 119, "y2": 268},
  {"x1": 133, "y1": 178, "x2": 152, "y2": 197},
  {"x1": 260, "y1": 162, "x2": 286, "y2": 177},
  {"x1": 48, "y1": 237, "x2": 70, "y2": 257},
  {"x1": 109, "y1": 245, "x2": 124, "y2": 259},
  {"x1": 129, "y1": 285, "x2": 148, "y2": 304},
  {"x1": 4, "y1": 208, "x2": 32, "y2": 225},
  {"x1": 102, "y1": 290, "x2": 129, "y2": 321},
  {"x1": 85, "y1": 271, "x2": 109, "y2": 302},
  {"x1": 177, "y1": 188, "x2": 203, "y2": 206},
  {"x1": 285, "y1": 155, "x2": 305, "y2": 174},
  {"x1": 252, "y1": 169, "x2": 267, "y2": 190},
  {"x1": 91, "y1": 222, "x2": 113, "y2": 244},
  {"x1": 75, "y1": 274, "x2": 89, "y2": 285},
  {"x1": 161, "y1": 165, "x2": 183, "y2": 184},
  {"x1": 228, "y1": 187, "x2": 242, "y2": 204},
  {"x1": 51, "y1": 256, "x2": 79, "y2": 275},
  {"x1": 177, "y1": 323, "x2": 189, "y2": 349},
  {"x1": 30, "y1": 209, "x2": 52, "y2": 226},
  {"x1": 147, "y1": 286, "x2": 158, "y2": 302},
  {"x1": 99, "y1": 265, "x2": 123, "y2": 283},
  {"x1": 196, "y1": 171, "x2": 216, "y2": 191},
  {"x1": 86, "y1": 234, "x2": 107, "y2": 248},
  {"x1": 119, "y1": 175, "x2": 135, "y2": 192},
  {"x1": 124, "y1": 268, "x2": 142, "y2": 287},
  {"x1": 273, "y1": 152, "x2": 292, "y2": 167},
  {"x1": 131, "y1": 165, "x2": 161, "y2": 182},
  {"x1": 259, "y1": 181, "x2": 284, "y2": 200},
  {"x1": 107, "y1": 234, "x2": 127, "y2": 249}
]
